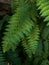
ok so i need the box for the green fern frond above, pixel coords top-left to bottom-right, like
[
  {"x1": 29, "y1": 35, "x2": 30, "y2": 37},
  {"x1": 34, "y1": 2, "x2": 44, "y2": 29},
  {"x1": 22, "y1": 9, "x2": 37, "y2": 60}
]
[
  {"x1": 2, "y1": 2, "x2": 34, "y2": 52},
  {"x1": 22, "y1": 25, "x2": 40, "y2": 58},
  {"x1": 37, "y1": 0, "x2": 49, "y2": 26},
  {"x1": 27, "y1": 25, "x2": 40, "y2": 54},
  {"x1": 10, "y1": 0, "x2": 18, "y2": 13}
]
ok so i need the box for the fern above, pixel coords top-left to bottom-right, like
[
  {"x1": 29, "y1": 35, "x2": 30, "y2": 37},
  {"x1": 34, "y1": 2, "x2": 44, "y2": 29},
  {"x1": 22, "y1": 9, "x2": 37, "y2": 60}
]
[
  {"x1": 37, "y1": 0, "x2": 49, "y2": 26},
  {"x1": 22, "y1": 25, "x2": 39, "y2": 57},
  {"x1": 0, "y1": 47, "x2": 7, "y2": 65},
  {"x1": 2, "y1": 1, "x2": 34, "y2": 52},
  {"x1": 40, "y1": 59, "x2": 49, "y2": 65},
  {"x1": 26, "y1": 25, "x2": 39, "y2": 54}
]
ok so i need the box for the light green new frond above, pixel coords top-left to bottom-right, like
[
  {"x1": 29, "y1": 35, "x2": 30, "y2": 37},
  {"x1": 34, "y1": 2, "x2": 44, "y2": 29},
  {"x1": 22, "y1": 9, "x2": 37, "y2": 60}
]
[
  {"x1": 37, "y1": 0, "x2": 49, "y2": 26},
  {"x1": 2, "y1": 2, "x2": 34, "y2": 52}
]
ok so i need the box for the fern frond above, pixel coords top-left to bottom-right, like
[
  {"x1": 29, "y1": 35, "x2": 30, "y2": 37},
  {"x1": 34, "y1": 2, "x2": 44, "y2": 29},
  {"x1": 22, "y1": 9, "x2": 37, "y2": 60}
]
[
  {"x1": 37, "y1": 0, "x2": 49, "y2": 26},
  {"x1": 22, "y1": 25, "x2": 40, "y2": 57},
  {"x1": 2, "y1": 2, "x2": 34, "y2": 52},
  {"x1": 27, "y1": 25, "x2": 40, "y2": 54},
  {"x1": 0, "y1": 47, "x2": 7, "y2": 65}
]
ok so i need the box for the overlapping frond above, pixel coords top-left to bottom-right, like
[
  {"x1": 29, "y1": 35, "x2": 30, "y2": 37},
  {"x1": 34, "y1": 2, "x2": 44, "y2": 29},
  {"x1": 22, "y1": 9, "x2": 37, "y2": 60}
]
[
  {"x1": 26, "y1": 25, "x2": 40, "y2": 54},
  {"x1": 0, "y1": 0, "x2": 49, "y2": 65},
  {"x1": 22, "y1": 37, "x2": 33, "y2": 58},
  {"x1": 2, "y1": 1, "x2": 34, "y2": 52},
  {"x1": 22, "y1": 25, "x2": 40, "y2": 57}
]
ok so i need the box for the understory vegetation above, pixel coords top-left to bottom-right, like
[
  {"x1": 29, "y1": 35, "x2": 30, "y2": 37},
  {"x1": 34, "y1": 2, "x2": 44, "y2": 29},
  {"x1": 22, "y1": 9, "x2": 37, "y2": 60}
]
[{"x1": 0, "y1": 0, "x2": 49, "y2": 65}]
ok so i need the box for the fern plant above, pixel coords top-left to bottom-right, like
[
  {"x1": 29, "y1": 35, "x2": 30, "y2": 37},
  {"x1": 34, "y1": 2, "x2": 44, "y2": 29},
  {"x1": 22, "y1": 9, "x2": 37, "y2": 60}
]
[{"x1": 0, "y1": 0, "x2": 49, "y2": 65}]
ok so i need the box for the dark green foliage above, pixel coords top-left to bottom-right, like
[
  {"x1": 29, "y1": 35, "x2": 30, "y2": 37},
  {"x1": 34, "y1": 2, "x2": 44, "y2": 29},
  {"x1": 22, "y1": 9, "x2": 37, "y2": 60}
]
[
  {"x1": 0, "y1": 47, "x2": 7, "y2": 65},
  {"x1": 5, "y1": 50, "x2": 21, "y2": 65},
  {"x1": 0, "y1": 0, "x2": 49, "y2": 65}
]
